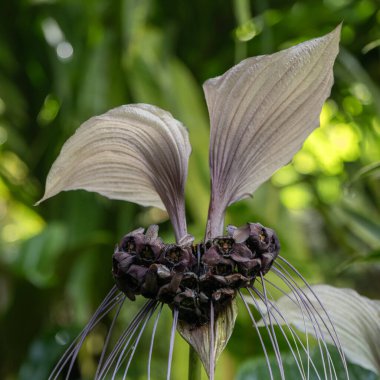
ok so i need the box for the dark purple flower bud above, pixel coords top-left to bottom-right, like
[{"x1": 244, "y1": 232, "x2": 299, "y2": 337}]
[
  {"x1": 174, "y1": 289, "x2": 210, "y2": 325},
  {"x1": 224, "y1": 273, "x2": 250, "y2": 288},
  {"x1": 266, "y1": 228, "x2": 280, "y2": 254},
  {"x1": 230, "y1": 243, "x2": 254, "y2": 263},
  {"x1": 112, "y1": 251, "x2": 135, "y2": 276},
  {"x1": 211, "y1": 288, "x2": 235, "y2": 303},
  {"x1": 120, "y1": 264, "x2": 149, "y2": 301},
  {"x1": 160, "y1": 245, "x2": 196, "y2": 272},
  {"x1": 198, "y1": 272, "x2": 227, "y2": 295},
  {"x1": 201, "y1": 246, "x2": 221, "y2": 266},
  {"x1": 140, "y1": 268, "x2": 159, "y2": 298},
  {"x1": 245, "y1": 223, "x2": 272, "y2": 252},
  {"x1": 180, "y1": 272, "x2": 198, "y2": 289},
  {"x1": 237, "y1": 257, "x2": 262, "y2": 277},
  {"x1": 229, "y1": 223, "x2": 280, "y2": 275},
  {"x1": 202, "y1": 246, "x2": 235, "y2": 276},
  {"x1": 150, "y1": 263, "x2": 171, "y2": 280},
  {"x1": 260, "y1": 252, "x2": 277, "y2": 274},
  {"x1": 245, "y1": 224, "x2": 280, "y2": 274},
  {"x1": 118, "y1": 228, "x2": 145, "y2": 254},
  {"x1": 157, "y1": 272, "x2": 183, "y2": 302},
  {"x1": 174, "y1": 288, "x2": 197, "y2": 311},
  {"x1": 212, "y1": 237, "x2": 235, "y2": 257},
  {"x1": 214, "y1": 258, "x2": 234, "y2": 276},
  {"x1": 135, "y1": 237, "x2": 164, "y2": 265},
  {"x1": 117, "y1": 226, "x2": 165, "y2": 266}
]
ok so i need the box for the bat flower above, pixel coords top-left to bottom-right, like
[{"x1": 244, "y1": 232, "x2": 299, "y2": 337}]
[{"x1": 39, "y1": 25, "x2": 377, "y2": 380}]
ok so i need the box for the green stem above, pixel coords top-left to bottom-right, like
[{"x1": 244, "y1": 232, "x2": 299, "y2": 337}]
[{"x1": 188, "y1": 345, "x2": 202, "y2": 380}]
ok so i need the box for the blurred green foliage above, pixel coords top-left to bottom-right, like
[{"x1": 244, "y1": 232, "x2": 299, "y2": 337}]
[
  {"x1": 0, "y1": 0, "x2": 379, "y2": 379},
  {"x1": 236, "y1": 350, "x2": 379, "y2": 380}
]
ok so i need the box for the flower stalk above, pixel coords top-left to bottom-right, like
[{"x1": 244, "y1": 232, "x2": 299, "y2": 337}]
[{"x1": 205, "y1": 193, "x2": 226, "y2": 240}]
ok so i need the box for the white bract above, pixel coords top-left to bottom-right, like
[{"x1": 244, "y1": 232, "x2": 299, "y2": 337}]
[
  {"x1": 38, "y1": 27, "x2": 341, "y2": 243},
  {"x1": 37, "y1": 104, "x2": 191, "y2": 240}
]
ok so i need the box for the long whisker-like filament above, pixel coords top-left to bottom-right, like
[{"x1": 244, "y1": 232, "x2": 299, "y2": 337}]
[
  {"x1": 49, "y1": 286, "x2": 121, "y2": 380},
  {"x1": 110, "y1": 300, "x2": 157, "y2": 379},
  {"x1": 254, "y1": 279, "x2": 329, "y2": 380},
  {"x1": 121, "y1": 304, "x2": 159, "y2": 380},
  {"x1": 67, "y1": 290, "x2": 124, "y2": 379},
  {"x1": 259, "y1": 274, "x2": 287, "y2": 379},
  {"x1": 257, "y1": 278, "x2": 306, "y2": 375},
  {"x1": 272, "y1": 266, "x2": 331, "y2": 379},
  {"x1": 277, "y1": 255, "x2": 348, "y2": 377},
  {"x1": 260, "y1": 278, "x2": 321, "y2": 379},
  {"x1": 272, "y1": 265, "x2": 338, "y2": 379},
  {"x1": 253, "y1": 276, "x2": 308, "y2": 380},
  {"x1": 148, "y1": 303, "x2": 164, "y2": 380},
  {"x1": 95, "y1": 295, "x2": 126, "y2": 380},
  {"x1": 260, "y1": 276, "x2": 307, "y2": 376},
  {"x1": 260, "y1": 277, "x2": 314, "y2": 380},
  {"x1": 98, "y1": 300, "x2": 156, "y2": 379},
  {"x1": 238, "y1": 289, "x2": 274, "y2": 380},
  {"x1": 245, "y1": 287, "x2": 285, "y2": 380},
  {"x1": 167, "y1": 308, "x2": 179, "y2": 380}
]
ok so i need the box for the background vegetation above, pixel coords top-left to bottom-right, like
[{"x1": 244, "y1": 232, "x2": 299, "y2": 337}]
[{"x1": 0, "y1": 0, "x2": 379, "y2": 379}]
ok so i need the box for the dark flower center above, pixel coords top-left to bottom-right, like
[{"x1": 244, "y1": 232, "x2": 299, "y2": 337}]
[
  {"x1": 112, "y1": 222, "x2": 280, "y2": 325},
  {"x1": 164, "y1": 247, "x2": 183, "y2": 264},
  {"x1": 138, "y1": 245, "x2": 156, "y2": 263}
]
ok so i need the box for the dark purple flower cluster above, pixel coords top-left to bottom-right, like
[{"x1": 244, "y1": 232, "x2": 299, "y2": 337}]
[{"x1": 113, "y1": 223, "x2": 280, "y2": 325}]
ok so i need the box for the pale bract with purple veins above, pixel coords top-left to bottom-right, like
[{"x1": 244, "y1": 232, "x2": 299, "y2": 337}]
[{"x1": 38, "y1": 25, "x2": 375, "y2": 380}]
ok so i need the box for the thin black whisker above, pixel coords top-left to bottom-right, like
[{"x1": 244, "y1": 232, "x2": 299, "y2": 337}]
[
  {"x1": 148, "y1": 303, "x2": 163, "y2": 380},
  {"x1": 238, "y1": 290, "x2": 274, "y2": 380},
  {"x1": 166, "y1": 308, "x2": 178, "y2": 380}
]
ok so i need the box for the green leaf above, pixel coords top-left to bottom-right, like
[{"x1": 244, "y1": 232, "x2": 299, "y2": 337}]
[
  {"x1": 15, "y1": 223, "x2": 68, "y2": 287},
  {"x1": 349, "y1": 162, "x2": 380, "y2": 184},
  {"x1": 339, "y1": 249, "x2": 380, "y2": 272},
  {"x1": 236, "y1": 350, "x2": 379, "y2": 380},
  {"x1": 341, "y1": 206, "x2": 380, "y2": 247}
]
